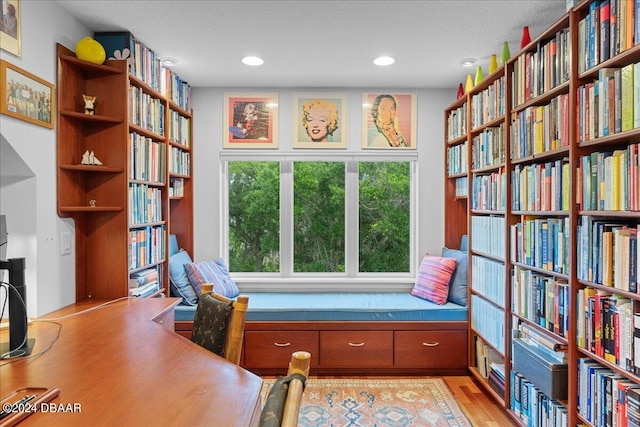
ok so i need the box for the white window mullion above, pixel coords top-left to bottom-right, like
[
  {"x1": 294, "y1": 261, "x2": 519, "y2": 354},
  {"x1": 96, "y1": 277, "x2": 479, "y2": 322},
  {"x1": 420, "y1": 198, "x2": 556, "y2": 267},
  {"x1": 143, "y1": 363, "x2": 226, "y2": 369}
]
[
  {"x1": 345, "y1": 161, "x2": 359, "y2": 277},
  {"x1": 280, "y1": 160, "x2": 293, "y2": 278}
]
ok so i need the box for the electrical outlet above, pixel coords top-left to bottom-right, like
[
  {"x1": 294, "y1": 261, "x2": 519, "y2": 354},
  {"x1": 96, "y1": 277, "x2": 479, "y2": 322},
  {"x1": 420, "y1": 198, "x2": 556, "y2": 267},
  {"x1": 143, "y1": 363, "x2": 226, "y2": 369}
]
[{"x1": 61, "y1": 232, "x2": 71, "y2": 255}]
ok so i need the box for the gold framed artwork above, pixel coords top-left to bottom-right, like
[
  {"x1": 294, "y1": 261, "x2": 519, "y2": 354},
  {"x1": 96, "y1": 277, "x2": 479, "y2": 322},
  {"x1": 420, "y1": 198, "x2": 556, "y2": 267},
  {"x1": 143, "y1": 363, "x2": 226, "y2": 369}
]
[
  {"x1": 1, "y1": 60, "x2": 55, "y2": 129},
  {"x1": 362, "y1": 93, "x2": 417, "y2": 149},
  {"x1": 224, "y1": 93, "x2": 278, "y2": 148},
  {"x1": 292, "y1": 92, "x2": 347, "y2": 149},
  {"x1": 0, "y1": 0, "x2": 21, "y2": 57}
]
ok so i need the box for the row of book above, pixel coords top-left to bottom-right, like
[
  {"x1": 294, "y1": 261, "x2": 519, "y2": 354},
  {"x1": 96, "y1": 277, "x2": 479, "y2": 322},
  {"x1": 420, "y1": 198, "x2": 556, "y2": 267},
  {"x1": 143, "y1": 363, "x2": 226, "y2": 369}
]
[
  {"x1": 512, "y1": 159, "x2": 570, "y2": 212},
  {"x1": 454, "y1": 176, "x2": 468, "y2": 198},
  {"x1": 169, "y1": 177, "x2": 185, "y2": 198},
  {"x1": 128, "y1": 85, "x2": 166, "y2": 136},
  {"x1": 510, "y1": 93, "x2": 570, "y2": 160},
  {"x1": 162, "y1": 69, "x2": 192, "y2": 113},
  {"x1": 577, "y1": 217, "x2": 638, "y2": 291},
  {"x1": 510, "y1": 216, "x2": 571, "y2": 275},
  {"x1": 577, "y1": 64, "x2": 640, "y2": 143},
  {"x1": 471, "y1": 255, "x2": 506, "y2": 306},
  {"x1": 471, "y1": 215, "x2": 506, "y2": 258},
  {"x1": 577, "y1": 288, "x2": 638, "y2": 374},
  {"x1": 446, "y1": 103, "x2": 467, "y2": 142},
  {"x1": 511, "y1": 27, "x2": 571, "y2": 108},
  {"x1": 169, "y1": 146, "x2": 191, "y2": 176},
  {"x1": 129, "y1": 133, "x2": 166, "y2": 183},
  {"x1": 471, "y1": 171, "x2": 506, "y2": 211},
  {"x1": 447, "y1": 142, "x2": 467, "y2": 175},
  {"x1": 512, "y1": 266, "x2": 570, "y2": 338},
  {"x1": 168, "y1": 110, "x2": 191, "y2": 147},
  {"x1": 471, "y1": 123, "x2": 505, "y2": 169},
  {"x1": 576, "y1": 144, "x2": 640, "y2": 212},
  {"x1": 487, "y1": 361, "x2": 506, "y2": 397},
  {"x1": 128, "y1": 225, "x2": 166, "y2": 270},
  {"x1": 128, "y1": 183, "x2": 163, "y2": 225},
  {"x1": 129, "y1": 267, "x2": 161, "y2": 297},
  {"x1": 577, "y1": 0, "x2": 639, "y2": 73},
  {"x1": 470, "y1": 76, "x2": 505, "y2": 129},
  {"x1": 577, "y1": 357, "x2": 640, "y2": 427},
  {"x1": 475, "y1": 336, "x2": 504, "y2": 378},
  {"x1": 470, "y1": 294, "x2": 505, "y2": 353},
  {"x1": 510, "y1": 369, "x2": 569, "y2": 427}
]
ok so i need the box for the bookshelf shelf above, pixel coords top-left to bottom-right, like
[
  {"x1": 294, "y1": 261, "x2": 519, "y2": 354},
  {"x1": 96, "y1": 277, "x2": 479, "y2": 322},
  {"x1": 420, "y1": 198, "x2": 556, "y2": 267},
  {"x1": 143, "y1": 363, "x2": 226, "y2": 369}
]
[
  {"x1": 56, "y1": 40, "x2": 193, "y2": 303},
  {"x1": 445, "y1": 2, "x2": 640, "y2": 425},
  {"x1": 59, "y1": 206, "x2": 123, "y2": 212}
]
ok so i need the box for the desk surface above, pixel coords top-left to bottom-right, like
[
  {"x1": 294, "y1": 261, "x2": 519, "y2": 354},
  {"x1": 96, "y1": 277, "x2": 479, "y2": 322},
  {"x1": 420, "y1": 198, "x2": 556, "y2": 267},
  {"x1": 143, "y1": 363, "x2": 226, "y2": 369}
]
[{"x1": 0, "y1": 298, "x2": 263, "y2": 426}]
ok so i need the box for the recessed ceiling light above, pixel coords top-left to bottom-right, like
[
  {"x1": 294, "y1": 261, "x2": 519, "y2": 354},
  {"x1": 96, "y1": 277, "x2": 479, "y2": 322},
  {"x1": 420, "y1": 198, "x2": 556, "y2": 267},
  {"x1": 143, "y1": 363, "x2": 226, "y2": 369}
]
[
  {"x1": 460, "y1": 58, "x2": 477, "y2": 67},
  {"x1": 242, "y1": 56, "x2": 264, "y2": 66},
  {"x1": 373, "y1": 56, "x2": 395, "y2": 66},
  {"x1": 159, "y1": 57, "x2": 178, "y2": 66}
]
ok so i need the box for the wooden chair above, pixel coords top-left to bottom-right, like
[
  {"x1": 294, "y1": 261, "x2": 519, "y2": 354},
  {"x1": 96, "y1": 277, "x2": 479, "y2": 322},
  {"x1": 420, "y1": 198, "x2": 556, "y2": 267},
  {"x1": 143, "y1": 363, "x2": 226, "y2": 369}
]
[
  {"x1": 259, "y1": 351, "x2": 311, "y2": 427},
  {"x1": 190, "y1": 283, "x2": 249, "y2": 365}
]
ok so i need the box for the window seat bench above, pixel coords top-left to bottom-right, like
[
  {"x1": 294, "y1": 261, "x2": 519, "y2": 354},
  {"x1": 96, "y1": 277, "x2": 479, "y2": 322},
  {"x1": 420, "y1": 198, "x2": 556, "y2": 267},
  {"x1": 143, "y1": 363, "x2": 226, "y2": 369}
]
[{"x1": 174, "y1": 292, "x2": 468, "y2": 375}]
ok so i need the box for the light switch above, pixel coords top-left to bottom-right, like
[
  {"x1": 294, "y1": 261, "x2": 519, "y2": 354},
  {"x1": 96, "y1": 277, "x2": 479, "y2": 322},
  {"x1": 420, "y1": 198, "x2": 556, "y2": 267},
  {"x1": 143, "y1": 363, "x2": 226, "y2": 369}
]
[{"x1": 61, "y1": 232, "x2": 71, "y2": 255}]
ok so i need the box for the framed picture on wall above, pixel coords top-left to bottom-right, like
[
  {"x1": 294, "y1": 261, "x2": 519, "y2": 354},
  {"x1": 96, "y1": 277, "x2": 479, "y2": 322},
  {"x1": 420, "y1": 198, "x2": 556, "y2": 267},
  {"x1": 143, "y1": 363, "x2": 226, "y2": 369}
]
[
  {"x1": 223, "y1": 93, "x2": 278, "y2": 148},
  {"x1": 1, "y1": 60, "x2": 54, "y2": 129},
  {"x1": 0, "y1": 0, "x2": 20, "y2": 57},
  {"x1": 362, "y1": 93, "x2": 416, "y2": 149},
  {"x1": 292, "y1": 92, "x2": 347, "y2": 148}
]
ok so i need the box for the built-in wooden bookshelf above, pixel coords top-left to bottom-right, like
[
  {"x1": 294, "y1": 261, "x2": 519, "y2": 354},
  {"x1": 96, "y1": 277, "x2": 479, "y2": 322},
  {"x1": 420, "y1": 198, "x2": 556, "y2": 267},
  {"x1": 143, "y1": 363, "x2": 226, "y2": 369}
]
[
  {"x1": 56, "y1": 39, "x2": 193, "y2": 302},
  {"x1": 444, "y1": 1, "x2": 640, "y2": 425}
]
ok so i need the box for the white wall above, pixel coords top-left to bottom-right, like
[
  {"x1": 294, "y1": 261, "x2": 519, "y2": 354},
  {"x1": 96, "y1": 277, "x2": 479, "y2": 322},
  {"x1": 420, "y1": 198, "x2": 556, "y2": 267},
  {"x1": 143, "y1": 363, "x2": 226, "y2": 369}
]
[
  {"x1": 0, "y1": 1, "x2": 90, "y2": 316},
  {"x1": 192, "y1": 88, "x2": 451, "y2": 277}
]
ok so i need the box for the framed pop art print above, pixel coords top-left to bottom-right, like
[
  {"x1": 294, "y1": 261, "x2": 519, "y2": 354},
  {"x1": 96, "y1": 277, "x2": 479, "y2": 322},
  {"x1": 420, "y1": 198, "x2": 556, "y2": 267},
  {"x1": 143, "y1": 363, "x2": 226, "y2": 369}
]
[
  {"x1": 292, "y1": 92, "x2": 347, "y2": 149},
  {"x1": 362, "y1": 93, "x2": 416, "y2": 149},
  {"x1": 224, "y1": 93, "x2": 278, "y2": 148}
]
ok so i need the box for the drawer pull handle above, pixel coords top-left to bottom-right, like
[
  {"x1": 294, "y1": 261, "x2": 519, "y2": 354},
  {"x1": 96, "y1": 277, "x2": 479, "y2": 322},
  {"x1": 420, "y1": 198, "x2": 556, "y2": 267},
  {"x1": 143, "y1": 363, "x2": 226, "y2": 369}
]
[
  {"x1": 274, "y1": 342, "x2": 291, "y2": 347},
  {"x1": 422, "y1": 342, "x2": 440, "y2": 347},
  {"x1": 348, "y1": 342, "x2": 365, "y2": 347}
]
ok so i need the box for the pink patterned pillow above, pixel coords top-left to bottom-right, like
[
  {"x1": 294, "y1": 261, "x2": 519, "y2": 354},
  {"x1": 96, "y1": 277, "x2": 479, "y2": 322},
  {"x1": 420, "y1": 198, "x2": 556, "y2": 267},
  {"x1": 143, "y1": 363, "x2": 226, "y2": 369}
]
[{"x1": 411, "y1": 255, "x2": 457, "y2": 305}]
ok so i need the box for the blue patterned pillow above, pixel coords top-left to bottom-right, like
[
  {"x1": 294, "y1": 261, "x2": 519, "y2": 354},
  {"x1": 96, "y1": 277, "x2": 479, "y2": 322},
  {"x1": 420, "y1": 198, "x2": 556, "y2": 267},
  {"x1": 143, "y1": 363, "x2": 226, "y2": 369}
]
[
  {"x1": 184, "y1": 259, "x2": 240, "y2": 298},
  {"x1": 169, "y1": 250, "x2": 198, "y2": 305},
  {"x1": 442, "y1": 247, "x2": 468, "y2": 306}
]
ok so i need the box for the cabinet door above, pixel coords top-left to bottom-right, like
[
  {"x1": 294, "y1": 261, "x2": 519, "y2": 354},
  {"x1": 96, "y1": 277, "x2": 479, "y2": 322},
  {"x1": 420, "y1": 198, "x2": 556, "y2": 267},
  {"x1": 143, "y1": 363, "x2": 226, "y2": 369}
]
[
  {"x1": 244, "y1": 331, "x2": 319, "y2": 368},
  {"x1": 394, "y1": 331, "x2": 467, "y2": 368},
  {"x1": 320, "y1": 331, "x2": 393, "y2": 367}
]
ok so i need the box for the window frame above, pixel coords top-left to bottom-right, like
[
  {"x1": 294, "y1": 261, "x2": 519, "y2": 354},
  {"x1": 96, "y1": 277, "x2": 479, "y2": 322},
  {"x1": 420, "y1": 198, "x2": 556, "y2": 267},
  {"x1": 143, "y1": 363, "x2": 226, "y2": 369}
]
[{"x1": 221, "y1": 150, "x2": 418, "y2": 291}]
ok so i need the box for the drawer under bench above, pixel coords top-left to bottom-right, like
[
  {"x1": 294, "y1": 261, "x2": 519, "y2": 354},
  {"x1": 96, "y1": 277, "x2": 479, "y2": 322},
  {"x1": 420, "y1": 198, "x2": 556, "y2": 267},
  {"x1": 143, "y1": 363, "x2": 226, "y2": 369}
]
[{"x1": 237, "y1": 321, "x2": 467, "y2": 375}]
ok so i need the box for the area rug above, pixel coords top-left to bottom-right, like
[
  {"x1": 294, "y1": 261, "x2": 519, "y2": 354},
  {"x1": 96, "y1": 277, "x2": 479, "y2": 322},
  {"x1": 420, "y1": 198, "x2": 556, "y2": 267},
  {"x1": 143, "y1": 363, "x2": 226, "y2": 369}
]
[{"x1": 260, "y1": 378, "x2": 472, "y2": 427}]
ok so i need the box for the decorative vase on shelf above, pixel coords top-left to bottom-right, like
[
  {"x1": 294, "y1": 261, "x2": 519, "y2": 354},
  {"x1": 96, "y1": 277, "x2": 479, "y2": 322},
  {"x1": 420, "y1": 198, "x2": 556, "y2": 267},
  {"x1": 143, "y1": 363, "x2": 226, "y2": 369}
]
[
  {"x1": 474, "y1": 66, "x2": 483, "y2": 85},
  {"x1": 500, "y1": 42, "x2": 511, "y2": 64},
  {"x1": 465, "y1": 74, "x2": 474, "y2": 93},
  {"x1": 75, "y1": 37, "x2": 106, "y2": 65},
  {"x1": 520, "y1": 26, "x2": 531, "y2": 48},
  {"x1": 457, "y1": 83, "x2": 464, "y2": 99},
  {"x1": 488, "y1": 54, "x2": 498, "y2": 74}
]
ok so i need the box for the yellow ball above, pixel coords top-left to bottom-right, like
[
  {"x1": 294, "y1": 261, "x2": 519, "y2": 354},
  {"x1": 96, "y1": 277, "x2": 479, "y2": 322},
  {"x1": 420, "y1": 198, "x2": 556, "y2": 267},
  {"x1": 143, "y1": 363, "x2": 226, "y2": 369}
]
[{"x1": 75, "y1": 37, "x2": 106, "y2": 65}]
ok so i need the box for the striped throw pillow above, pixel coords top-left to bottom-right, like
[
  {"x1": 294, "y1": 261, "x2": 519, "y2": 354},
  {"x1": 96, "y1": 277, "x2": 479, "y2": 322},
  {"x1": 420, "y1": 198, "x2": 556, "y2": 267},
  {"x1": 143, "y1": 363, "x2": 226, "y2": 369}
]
[
  {"x1": 411, "y1": 254, "x2": 457, "y2": 305},
  {"x1": 184, "y1": 259, "x2": 240, "y2": 298}
]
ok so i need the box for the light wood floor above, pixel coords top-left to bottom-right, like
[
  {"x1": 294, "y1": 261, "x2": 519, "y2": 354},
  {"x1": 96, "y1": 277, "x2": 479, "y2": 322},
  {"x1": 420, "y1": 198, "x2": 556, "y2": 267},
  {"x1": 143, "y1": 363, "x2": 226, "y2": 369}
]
[
  {"x1": 443, "y1": 376, "x2": 517, "y2": 427},
  {"x1": 263, "y1": 374, "x2": 517, "y2": 426}
]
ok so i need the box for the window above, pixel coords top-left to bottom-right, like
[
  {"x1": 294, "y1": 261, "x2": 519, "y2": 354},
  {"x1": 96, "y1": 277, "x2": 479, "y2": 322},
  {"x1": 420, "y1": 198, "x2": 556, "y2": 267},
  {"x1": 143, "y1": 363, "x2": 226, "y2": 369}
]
[{"x1": 225, "y1": 157, "x2": 414, "y2": 280}]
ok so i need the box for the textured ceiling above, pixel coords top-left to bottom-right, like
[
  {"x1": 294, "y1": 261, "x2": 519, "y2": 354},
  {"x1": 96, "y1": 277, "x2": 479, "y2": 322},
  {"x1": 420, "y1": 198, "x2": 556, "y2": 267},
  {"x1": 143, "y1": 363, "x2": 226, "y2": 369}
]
[{"x1": 55, "y1": 0, "x2": 568, "y2": 89}]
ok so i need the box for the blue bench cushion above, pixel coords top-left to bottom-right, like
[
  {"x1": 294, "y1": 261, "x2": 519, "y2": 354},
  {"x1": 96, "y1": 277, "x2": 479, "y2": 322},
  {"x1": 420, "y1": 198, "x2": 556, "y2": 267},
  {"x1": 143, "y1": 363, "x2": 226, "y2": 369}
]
[{"x1": 175, "y1": 292, "x2": 467, "y2": 322}]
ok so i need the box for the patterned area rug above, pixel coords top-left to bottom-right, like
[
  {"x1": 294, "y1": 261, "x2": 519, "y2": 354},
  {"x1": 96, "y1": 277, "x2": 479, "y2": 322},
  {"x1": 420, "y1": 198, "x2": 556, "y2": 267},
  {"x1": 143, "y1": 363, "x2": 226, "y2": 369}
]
[{"x1": 260, "y1": 377, "x2": 472, "y2": 427}]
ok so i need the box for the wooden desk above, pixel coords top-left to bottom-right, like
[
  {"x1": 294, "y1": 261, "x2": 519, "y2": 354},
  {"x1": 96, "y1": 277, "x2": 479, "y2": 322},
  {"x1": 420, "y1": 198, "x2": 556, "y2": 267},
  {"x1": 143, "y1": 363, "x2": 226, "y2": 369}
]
[{"x1": 0, "y1": 298, "x2": 263, "y2": 426}]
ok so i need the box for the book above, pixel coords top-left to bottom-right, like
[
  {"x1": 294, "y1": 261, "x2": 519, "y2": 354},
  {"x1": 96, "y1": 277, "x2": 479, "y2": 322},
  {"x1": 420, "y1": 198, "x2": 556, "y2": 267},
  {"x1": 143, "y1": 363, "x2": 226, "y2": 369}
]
[{"x1": 621, "y1": 63, "x2": 634, "y2": 131}]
